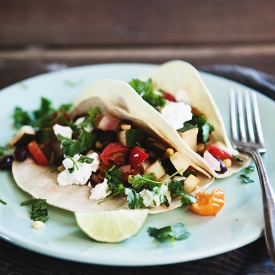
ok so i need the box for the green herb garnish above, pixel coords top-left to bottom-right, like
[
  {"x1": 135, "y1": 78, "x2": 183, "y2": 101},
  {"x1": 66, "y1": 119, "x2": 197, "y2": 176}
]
[
  {"x1": 125, "y1": 188, "x2": 145, "y2": 209},
  {"x1": 129, "y1": 78, "x2": 166, "y2": 108},
  {"x1": 0, "y1": 199, "x2": 7, "y2": 205},
  {"x1": 244, "y1": 165, "x2": 254, "y2": 174},
  {"x1": 12, "y1": 97, "x2": 73, "y2": 129},
  {"x1": 184, "y1": 113, "x2": 214, "y2": 144},
  {"x1": 148, "y1": 223, "x2": 190, "y2": 244},
  {"x1": 240, "y1": 174, "x2": 254, "y2": 184},
  {"x1": 21, "y1": 198, "x2": 49, "y2": 222}
]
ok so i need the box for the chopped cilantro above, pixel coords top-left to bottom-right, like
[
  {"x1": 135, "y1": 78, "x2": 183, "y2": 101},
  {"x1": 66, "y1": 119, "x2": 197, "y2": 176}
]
[
  {"x1": 168, "y1": 180, "x2": 184, "y2": 198},
  {"x1": 233, "y1": 155, "x2": 244, "y2": 162},
  {"x1": 125, "y1": 188, "x2": 145, "y2": 209},
  {"x1": 185, "y1": 113, "x2": 214, "y2": 144},
  {"x1": 98, "y1": 166, "x2": 125, "y2": 204},
  {"x1": 244, "y1": 165, "x2": 254, "y2": 174},
  {"x1": 129, "y1": 78, "x2": 166, "y2": 108},
  {"x1": 21, "y1": 198, "x2": 49, "y2": 222},
  {"x1": 128, "y1": 173, "x2": 160, "y2": 193},
  {"x1": 0, "y1": 199, "x2": 7, "y2": 205},
  {"x1": 12, "y1": 97, "x2": 73, "y2": 130},
  {"x1": 148, "y1": 223, "x2": 190, "y2": 244},
  {"x1": 240, "y1": 174, "x2": 254, "y2": 184}
]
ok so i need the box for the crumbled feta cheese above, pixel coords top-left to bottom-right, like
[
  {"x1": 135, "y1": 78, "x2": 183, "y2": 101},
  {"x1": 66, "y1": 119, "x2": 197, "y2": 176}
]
[
  {"x1": 74, "y1": 116, "x2": 93, "y2": 132},
  {"x1": 53, "y1": 124, "x2": 73, "y2": 139},
  {"x1": 89, "y1": 178, "x2": 112, "y2": 200},
  {"x1": 57, "y1": 152, "x2": 100, "y2": 186},
  {"x1": 139, "y1": 189, "x2": 161, "y2": 208},
  {"x1": 32, "y1": 220, "x2": 45, "y2": 230},
  {"x1": 175, "y1": 89, "x2": 193, "y2": 105},
  {"x1": 161, "y1": 101, "x2": 193, "y2": 130}
]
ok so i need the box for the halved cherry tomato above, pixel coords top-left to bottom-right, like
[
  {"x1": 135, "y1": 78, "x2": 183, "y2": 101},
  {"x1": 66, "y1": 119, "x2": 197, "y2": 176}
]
[
  {"x1": 204, "y1": 144, "x2": 234, "y2": 162},
  {"x1": 162, "y1": 92, "x2": 176, "y2": 102},
  {"x1": 27, "y1": 141, "x2": 50, "y2": 165},
  {"x1": 189, "y1": 188, "x2": 225, "y2": 216},
  {"x1": 100, "y1": 142, "x2": 130, "y2": 168},
  {"x1": 129, "y1": 146, "x2": 149, "y2": 168}
]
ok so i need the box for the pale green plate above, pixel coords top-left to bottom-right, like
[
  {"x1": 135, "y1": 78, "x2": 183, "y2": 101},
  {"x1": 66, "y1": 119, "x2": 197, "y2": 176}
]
[{"x1": 0, "y1": 63, "x2": 273, "y2": 266}]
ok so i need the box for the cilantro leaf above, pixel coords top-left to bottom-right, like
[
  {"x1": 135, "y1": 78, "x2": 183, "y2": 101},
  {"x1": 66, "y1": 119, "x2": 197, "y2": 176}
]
[
  {"x1": 12, "y1": 107, "x2": 32, "y2": 129},
  {"x1": 244, "y1": 165, "x2": 254, "y2": 174},
  {"x1": 168, "y1": 180, "x2": 184, "y2": 198},
  {"x1": 148, "y1": 223, "x2": 190, "y2": 244},
  {"x1": 125, "y1": 188, "x2": 145, "y2": 209},
  {"x1": 240, "y1": 174, "x2": 254, "y2": 184},
  {"x1": 128, "y1": 173, "x2": 161, "y2": 193},
  {"x1": 129, "y1": 78, "x2": 166, "y2": 108},
  {"x1": 186, "y1": 113, "x2": 214, "y2": 144},
  {"x1": 181, "y1": 193, "x2": 196, "y2": 206},
  {"x1": 21, "y1": 198, "x2": 49, "y2": 222},
  {"x1": 99, "y1": 166, "x2": 125, "y2": 204},
  {"x1": 0, "y1": 199, "x2": 7, "y2": 205}
]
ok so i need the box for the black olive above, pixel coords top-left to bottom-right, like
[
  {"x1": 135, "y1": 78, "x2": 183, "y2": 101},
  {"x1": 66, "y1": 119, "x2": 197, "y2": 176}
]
[
  {"x1": 14, "y1": 146, "x2": 28, "y2": 162},
  {"x1": 216, "y1": 158, "x2": 228, "y2": 174},
  {"x1": 0, "y1": 155, "x2": 14, "y2": 170}
]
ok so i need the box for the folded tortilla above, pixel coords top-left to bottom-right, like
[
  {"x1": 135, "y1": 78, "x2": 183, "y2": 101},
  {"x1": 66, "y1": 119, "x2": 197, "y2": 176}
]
[
  {"x1": 12, "y1": 79, "x2": 214, "y2": 214},
  {"x1": 138, "y1": 60, "x2": 250, "y2": 178}
]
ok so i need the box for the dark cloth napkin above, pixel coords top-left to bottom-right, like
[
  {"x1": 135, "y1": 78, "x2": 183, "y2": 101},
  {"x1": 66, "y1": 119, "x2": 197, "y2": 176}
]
[{"x1": 1, "y1": 64, "x2": 275, "y2": 275}]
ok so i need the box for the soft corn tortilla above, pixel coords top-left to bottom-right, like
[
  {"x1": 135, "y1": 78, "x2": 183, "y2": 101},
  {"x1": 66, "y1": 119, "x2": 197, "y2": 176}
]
[
  {"x1": 138, "y1": 60, "x2": 250, "y2": 178},
  {"x1": 12, "y1": 80, "x2": 214, "y2": 214}
]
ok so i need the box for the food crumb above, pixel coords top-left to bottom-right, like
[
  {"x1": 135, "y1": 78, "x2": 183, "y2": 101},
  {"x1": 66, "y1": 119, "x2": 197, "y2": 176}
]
[{"x1": 32, "y1": 220, "x2": 45, "y2": 230}]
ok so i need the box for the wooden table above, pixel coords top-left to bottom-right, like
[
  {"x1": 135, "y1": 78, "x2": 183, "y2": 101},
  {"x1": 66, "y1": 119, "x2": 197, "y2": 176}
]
[{"x1": 1, "y1": 0, "x2": 275, "y2": 89}]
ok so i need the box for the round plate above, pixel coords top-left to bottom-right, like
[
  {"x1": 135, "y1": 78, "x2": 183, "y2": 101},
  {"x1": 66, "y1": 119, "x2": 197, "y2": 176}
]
[{"x1": 0, "y1": 63, "x2": 272, "y2": 266}]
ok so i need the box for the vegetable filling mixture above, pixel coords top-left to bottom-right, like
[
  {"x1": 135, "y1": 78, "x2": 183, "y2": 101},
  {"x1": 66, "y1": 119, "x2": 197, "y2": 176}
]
[{"x1": 2, "y1": 89, "x2": 228, "y2": 216}]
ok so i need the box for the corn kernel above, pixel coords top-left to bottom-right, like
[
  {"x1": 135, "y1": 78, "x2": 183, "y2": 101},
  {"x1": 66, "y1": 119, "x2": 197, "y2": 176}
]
[
  {"x1": 95, "y1": 140, "x2": 103, "y2": 150},
  {"x1": 223, "y1": 158, "x2": 232, "y2": 168},
  {"x1": 197, "y1": 143, "x2": 205, "y2": 153},
  {"x1": 163, "y1": 148, "x2": 174, "y2": 159},
  {"x1": 120, "y1": 124, "x2": 131, "y2": 130}
]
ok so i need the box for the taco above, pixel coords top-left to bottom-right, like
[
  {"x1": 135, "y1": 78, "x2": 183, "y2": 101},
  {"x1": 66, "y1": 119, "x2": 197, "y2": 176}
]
[
  {"x1": 128, "y1": 60, "x2": 250, "y2": 178},
  {"x1": 12, "y1": 79, "x2": 215, "y2": 214}
]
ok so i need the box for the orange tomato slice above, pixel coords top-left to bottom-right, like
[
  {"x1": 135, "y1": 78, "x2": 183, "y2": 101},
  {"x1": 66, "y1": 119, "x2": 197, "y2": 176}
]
[{"x1": 189, "y1": 188, "x2": 225, "y2": 216}]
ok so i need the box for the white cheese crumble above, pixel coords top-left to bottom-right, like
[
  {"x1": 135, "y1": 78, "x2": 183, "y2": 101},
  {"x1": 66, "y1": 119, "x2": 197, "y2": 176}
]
[
  {"x1": 139, "y1": 184, "x2": 171, "y2": 208},
  {"x1": 160, "y1": 101, "x2": 193, "y2": 130},
  {"x1": 57, "y1": 152, "x2": 100, "y2": 186},
  {"x1": 32, "y1": 220, "x2": 45, "y2": 230},
  {"x1": 53, "y1": 124, "x2": 73, "y2": 139},
  {"x1": 89, "y1": 178, "x2": 112, "y2": 200},
  {"x1": 74, "y1": 116, "x2": 93, "y2": 132}
]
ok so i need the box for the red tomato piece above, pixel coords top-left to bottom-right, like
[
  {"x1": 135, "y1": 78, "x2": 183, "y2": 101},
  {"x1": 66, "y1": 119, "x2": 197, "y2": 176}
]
[
  {"x1": 162, "y1": 92, "x2": 176, "y2": 102},
  {"x1": 204, "y1": 144, "x2": 234, "y2": 162},
  {"x1": 129, "y1": 146, "x2": 149, "y2": 168},
  {"x1": 100, "y1": 142, "x2": 130, "y2": 168},
  {"x1": 27, "y1": 141, "x2": 50, "y2": 165}
]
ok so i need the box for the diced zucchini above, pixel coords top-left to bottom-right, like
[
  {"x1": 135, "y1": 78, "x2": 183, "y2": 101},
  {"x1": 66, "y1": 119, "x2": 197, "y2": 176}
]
[
  {"x1": 9, "y1": 125, "x2": 36, "y2": 147},
  {"x1": 149, "y1": 142, "x2": 169, "y2": 158},
  {"x1": 117, "y1": 128, "x2": 144, "y2": 147},
  {"x1": 144, "y1": 159, "x2": 166, "y2": 180},
  {"x1": 162, "y1": 152, "x2": 190, "y2": 176},
  {"x1": 184, "y1": 174, "x2": 200, "y2": 193},
  {"x1": 178, "y1": 127, "x2": 199, "y2": 151}
]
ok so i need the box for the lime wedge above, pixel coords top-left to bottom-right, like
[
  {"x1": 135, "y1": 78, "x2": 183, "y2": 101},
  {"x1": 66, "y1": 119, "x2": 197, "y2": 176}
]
[{"x1": 75, "y1": 209, "x2": 149, "y2": 243}]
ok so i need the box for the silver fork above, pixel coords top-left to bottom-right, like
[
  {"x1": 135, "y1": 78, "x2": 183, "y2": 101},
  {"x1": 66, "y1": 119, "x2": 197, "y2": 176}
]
[{"x1": 230, "y1": 88, "x2": 275, "y2": 263}]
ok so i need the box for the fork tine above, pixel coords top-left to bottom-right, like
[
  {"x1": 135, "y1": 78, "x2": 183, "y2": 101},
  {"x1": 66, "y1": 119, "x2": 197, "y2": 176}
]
[
  {"x1": 251, "y1": 91, "x2": 266, "y2": 151},
  {"x1": 229, "y1": 88, "x2": 238, "y2": 144},
  {"x1": 244, "y1": 90, "x2": 255, "y2": 143},
  {"x1": 236, "y1": 89, "x2": 247, "y2": 142}
]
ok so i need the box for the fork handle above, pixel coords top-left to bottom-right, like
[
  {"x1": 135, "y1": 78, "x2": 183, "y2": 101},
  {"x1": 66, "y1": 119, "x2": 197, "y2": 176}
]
[{"x1": 249, "y1": 150, "x2": 275, "y2": 262}]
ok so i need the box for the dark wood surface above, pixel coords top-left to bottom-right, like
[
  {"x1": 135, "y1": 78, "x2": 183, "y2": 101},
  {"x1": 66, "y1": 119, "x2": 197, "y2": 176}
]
[{"x1": 1, "y1": 0, "x2": 275, "y2": 89}]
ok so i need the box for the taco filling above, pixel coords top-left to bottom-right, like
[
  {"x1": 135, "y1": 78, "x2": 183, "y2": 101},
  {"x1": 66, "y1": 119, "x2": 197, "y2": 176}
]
[
  {"x1": 11, "y1": 79, "x2": 215, "y2": 214},
  {"x1": 128, "y1": 60, "x2": 250, "y2": 178}
]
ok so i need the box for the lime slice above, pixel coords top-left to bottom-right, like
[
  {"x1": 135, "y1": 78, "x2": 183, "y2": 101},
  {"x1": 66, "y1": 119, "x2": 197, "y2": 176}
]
[{"x1": 75, "y1": 209, "x2": 149, "y2": 243}]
